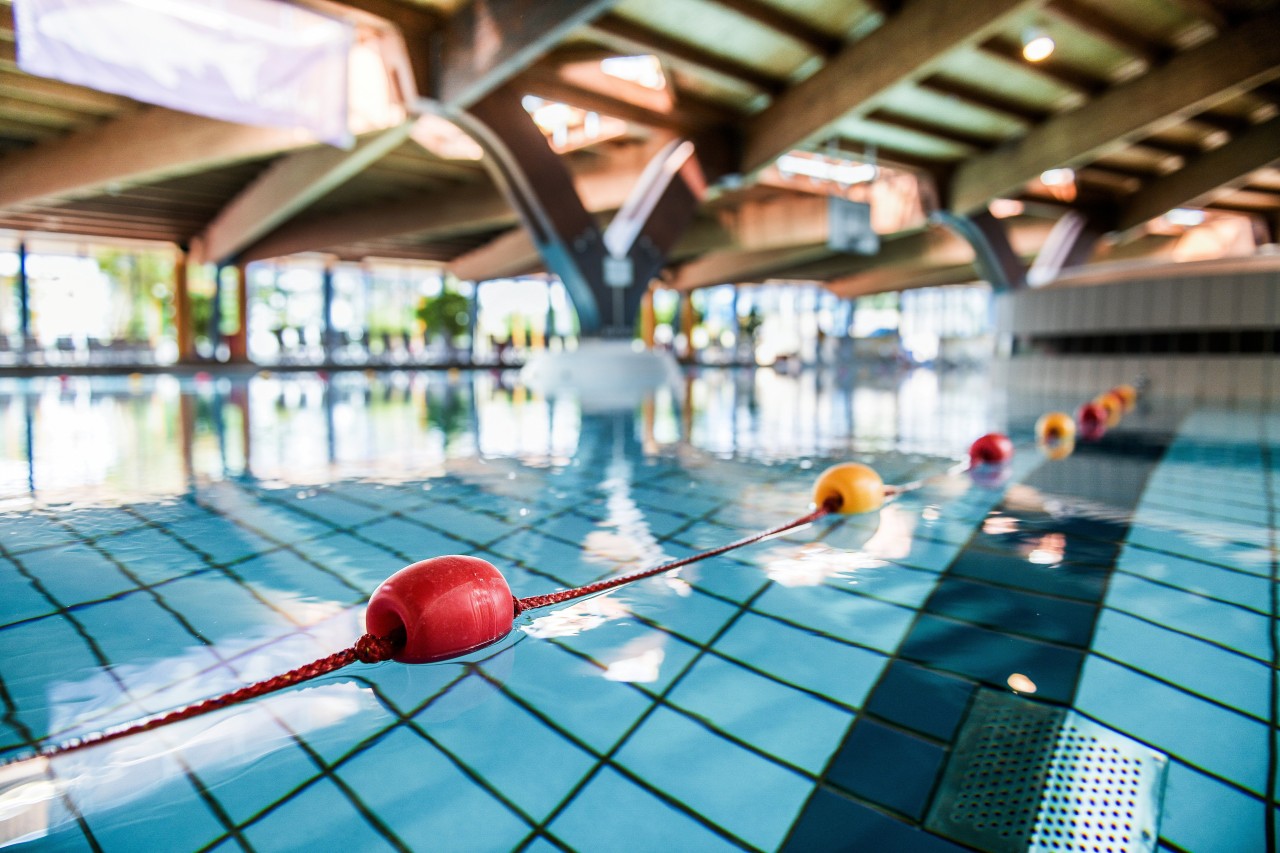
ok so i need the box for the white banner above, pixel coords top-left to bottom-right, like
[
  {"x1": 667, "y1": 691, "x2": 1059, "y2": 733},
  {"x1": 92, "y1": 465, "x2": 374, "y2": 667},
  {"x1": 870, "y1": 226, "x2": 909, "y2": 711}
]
[{"x1": 14, "y1": 0, "x2": 353, "y2": 147}]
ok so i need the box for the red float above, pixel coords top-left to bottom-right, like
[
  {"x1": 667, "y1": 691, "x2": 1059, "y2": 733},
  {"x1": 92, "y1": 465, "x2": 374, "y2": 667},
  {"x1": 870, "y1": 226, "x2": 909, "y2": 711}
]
[
  {"x1": 365, "y1": 555, "x2": 516, "y2": 663},
  {"x1": 968, "y1": 432, "x2": 1014, "y2": 467},
  {"x1": 1077, "y1": 402, "x2": 1108, "y2": 441}
]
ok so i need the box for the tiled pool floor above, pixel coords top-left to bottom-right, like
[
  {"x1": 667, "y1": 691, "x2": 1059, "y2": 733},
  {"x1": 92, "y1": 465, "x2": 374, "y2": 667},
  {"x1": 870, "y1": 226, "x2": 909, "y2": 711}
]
[{"x1": 0, "y1": 372, "x2": 1275, "y2": 851}]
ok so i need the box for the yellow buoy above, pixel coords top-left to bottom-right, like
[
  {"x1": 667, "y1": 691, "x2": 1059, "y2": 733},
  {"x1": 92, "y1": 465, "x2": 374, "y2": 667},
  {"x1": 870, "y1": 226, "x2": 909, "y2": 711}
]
[
  {"x1": 1035, "y1": 412, "x2": 1076, "y2": 445},
  {"x1": 1094, "y1": 393, "x2": 1123, "y2": 428},
  {"x1": 1111, "y1": 384, "x2": 1137, "y2": 412},
  {"x1": 1039, "y1": 435, "x2": 1076, "y2": 461},
  {"x1": 812, "y1": 463, "x2": 885, "y2": 514}
]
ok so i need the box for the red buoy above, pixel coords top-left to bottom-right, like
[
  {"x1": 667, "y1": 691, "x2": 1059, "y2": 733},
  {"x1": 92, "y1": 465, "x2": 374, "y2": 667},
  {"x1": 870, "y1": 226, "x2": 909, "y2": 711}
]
[
  {"x1": 968, "y1": 433, "x2": 1014, "y2": 467},
  {"x1": 1077, "y1": 402, "x2": 1108, "y2": 441},
  {"x1": 365, "y1": 555, "x2": 516, "y2": 663}
]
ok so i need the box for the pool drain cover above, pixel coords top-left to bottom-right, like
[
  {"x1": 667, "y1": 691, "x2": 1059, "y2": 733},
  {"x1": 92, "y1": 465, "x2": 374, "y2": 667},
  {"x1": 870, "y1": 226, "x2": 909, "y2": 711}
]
[{"x1": 925, "y1": 689, "x2": 1166, "y2": 853}]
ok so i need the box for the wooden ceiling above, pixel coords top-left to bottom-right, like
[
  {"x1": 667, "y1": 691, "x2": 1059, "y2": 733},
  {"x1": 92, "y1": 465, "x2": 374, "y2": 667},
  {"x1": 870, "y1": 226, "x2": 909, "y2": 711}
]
[{"x1": 0, "y1": 0, "x2": 1277, "y2": 295}]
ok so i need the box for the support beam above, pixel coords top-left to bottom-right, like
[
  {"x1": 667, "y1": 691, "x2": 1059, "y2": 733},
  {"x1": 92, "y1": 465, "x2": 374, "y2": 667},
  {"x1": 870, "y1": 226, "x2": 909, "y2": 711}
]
[
  {"x1": 227, "y1": 264, "x2": 248, "y2": 363},
  {"x1": 669, "y1": 242, "x2": 833, "y2": 291},
  {"x1": 950, "y1": 11, "x2": 1280, "y2": 213},
  {"x1": 240, "y1": 142, "x2": 652, "y2": 263},
  {"x1": 586, "y1": 15, "x2": 783, "y2": 93},
  {"x1": 449, "y1": 227, "x2": 541, "y2": 281},
  {"x1": 740, "y1": 0, "x2": 1043, "y2": 173},
  {"x1": 435, "y1": 0, "x2": 619, "y2": 109},
  {"x1": 1026, "y1": 209, "x2": 1107, "y2": 285},
  {"x1": 930, "y1": 209, "x2": 1026, "y2": 289},
  {"x1": 710, "y1": 0, "x2": 841, "y2": 56},
  {"x1": 0, "y1": 107, "x2": 315, "y2": 211},
  {"x1": 1117, "y1": 115, "x2": 1280, "y2": 231},
  {"x1": 198, "y1": 122, "x2": 414, "y2": 265},
  {"x1": 174, "y1": 248, "x2": 196, "y2": 364}
]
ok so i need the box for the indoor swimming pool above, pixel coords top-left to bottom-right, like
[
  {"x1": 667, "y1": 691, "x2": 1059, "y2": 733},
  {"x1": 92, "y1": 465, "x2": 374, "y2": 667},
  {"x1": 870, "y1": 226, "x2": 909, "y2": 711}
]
[{"x1": 0, "y1": 368, "x2": 1274, "y2": 852}]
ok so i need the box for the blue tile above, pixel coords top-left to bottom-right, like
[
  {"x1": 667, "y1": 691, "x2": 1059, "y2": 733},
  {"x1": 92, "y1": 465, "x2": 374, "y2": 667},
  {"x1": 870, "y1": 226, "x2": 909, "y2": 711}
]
[
  {"x1": 400, "y1": 502, "x2": 511, "y2": 546},
  {"x1": 351, "y1": 517, "x2": 471, "y2": 564},
  {"x1": 754, "y1": 582, "x2": 915, "y2": 654},
  {"x1": 715, "y1": 613, "x2": 889, "y2": 710},
  {"x1": 95, "y1": 528, "x2": 202, "y2": 586},
  {"x1": 290, "y1": 533, "x2": 408, "y2": 596},
  {"x1": 1160, "y1": 760, "x2": 1264, "y2": 853},
  {"x1": 0, "y1": 556, "x2": 56, "y2": 625},
  {"x1": 1104, "y1": 573, "x2": 1269, "y2": 662},
  {"x1": 1117, "y1": 544, "x2": 1268, "y2": 614},
  {"x1": 425, "y1": 692, "x2": 595, "y2": 822},
  {"x1": 272, "y1": 491, "x2": 385, "y2": 529},
  {"x1": 1076, "y1": 656, "x2": 1267, "y2": 796},
  {"x1": 925, "y1": 577, "x2": 1098, "y2": 647},
  {"x1": 825, "y1": 562, "x2": 940, "y2": 610},
  {"x1": 501, "y1": 638, "x2": 650, "y2": 755},
  {"x1": 0, "y1": 515, "x2": 76, "y2": 553},
  {"x1": 864, "y1": 661, "x2": 975, "y2": 741},
  {"x1": 203, "y1": 721, "x2": 320, "y2": 825},
  {"x1": 156, "y1": 574, "x2": 291, "y2": 644},
  {"x1": 616, "y1": 706, "x2": 813, "y2": 849},
  {"x1": 338, "y1": 726, "x2": 528, "y2": 850},
  {"x1": 1092, "y1": 609, "x2": 1269, "y2": 720},
  {"x1": 900, "y1": 614, "x2": 1082, "y2": 704},
  {"x1": 75, "y1": 591, "x2": 205, "y2": 665},
  {"x1": 628, "y1": 585, "x2": 739, "y2": 646},
  {"x1": 948, "y1": 549, "x2": 1108, "y2": 602},
  {"x1": 86, "y1": 759, "x2": 226, "y2": 852},
  {"x1": 0, "y1": 616, "x2": 106, "y2": 739},
  {"x1": 235, "y1": 550, "x2": 364, "y2": 609},
  {"x1": 783, "y1": 787, "x2": 968, "y2": 852},
  {"x1": 171, "y1": 517, "x2": 276, "y2": 566},
  {"x1": 548, "y1": 766, "x2": 740, "y2": 852},
  {"x1": 668, "y1": 654, "x2": 852, "y2": 772},
  {"x1": 825, "y1": 720, "x2": 945, "y2": 819},
  {"x1": 553, "y1": 622, "x2": 698, "y2": 697},
  {"x1": 17, "y1": 545, "x2": 134, "y2": 607},
  {"x1": 245, "y1": 777, "x2": 397, "y2": 852}
]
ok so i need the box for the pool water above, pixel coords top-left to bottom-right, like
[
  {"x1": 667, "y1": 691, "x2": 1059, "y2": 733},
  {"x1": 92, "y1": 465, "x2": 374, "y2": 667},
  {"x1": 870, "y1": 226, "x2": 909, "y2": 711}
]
[{"x1": 0, "y1": 369, "x2": 1274, "y2": 852}]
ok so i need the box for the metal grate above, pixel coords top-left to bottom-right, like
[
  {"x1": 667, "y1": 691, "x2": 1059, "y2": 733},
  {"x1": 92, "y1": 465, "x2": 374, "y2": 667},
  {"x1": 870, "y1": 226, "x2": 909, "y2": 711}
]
[{"x1": 926, "y1": 689, "x2": 1166, "y2": 853}]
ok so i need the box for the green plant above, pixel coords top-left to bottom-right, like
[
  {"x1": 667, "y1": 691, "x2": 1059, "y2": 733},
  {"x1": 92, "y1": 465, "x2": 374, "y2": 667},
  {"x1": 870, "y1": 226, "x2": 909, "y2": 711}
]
[{"x1": 416, "y1": 290, "x2": 470, "y2": 344}]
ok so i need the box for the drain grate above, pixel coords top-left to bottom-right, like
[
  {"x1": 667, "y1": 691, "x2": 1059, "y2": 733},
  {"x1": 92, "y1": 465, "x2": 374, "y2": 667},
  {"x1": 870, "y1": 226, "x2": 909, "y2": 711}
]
[{"x1": 926, "y1": 689, "x2": 1166, "y2": 853}]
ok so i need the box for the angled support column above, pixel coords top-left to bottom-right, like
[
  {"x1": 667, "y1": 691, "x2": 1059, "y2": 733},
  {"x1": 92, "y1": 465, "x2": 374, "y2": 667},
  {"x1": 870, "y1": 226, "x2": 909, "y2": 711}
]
[
  {"x1": 930, "y1": 209, "x2": 1026, "y2": 290},
  {"x1": 1026, "y1": 208, "x2": 1112, "y2": 286},
  {"x1": 460, "y1": 84, "x2": 716, "y2": 337}
]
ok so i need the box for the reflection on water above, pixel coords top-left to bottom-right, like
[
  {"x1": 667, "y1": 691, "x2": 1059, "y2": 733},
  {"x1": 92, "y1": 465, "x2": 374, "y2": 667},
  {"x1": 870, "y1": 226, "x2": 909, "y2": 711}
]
[{"x1": 0, "y1": 368, "x2": 1000, "y2": 509}]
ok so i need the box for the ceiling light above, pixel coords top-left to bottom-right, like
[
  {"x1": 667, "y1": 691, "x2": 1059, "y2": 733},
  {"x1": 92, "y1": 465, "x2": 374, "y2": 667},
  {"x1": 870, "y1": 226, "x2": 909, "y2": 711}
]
[
  {"x1": 1164, "y1": 208, "x2": 1206, "y2": 227},
  {"x1": 1039, "y1": 167, "x2": 1074, "y2": 186},
  {"x1": 1021, "y1": 27, "x2": 1055, "y2": 62}
]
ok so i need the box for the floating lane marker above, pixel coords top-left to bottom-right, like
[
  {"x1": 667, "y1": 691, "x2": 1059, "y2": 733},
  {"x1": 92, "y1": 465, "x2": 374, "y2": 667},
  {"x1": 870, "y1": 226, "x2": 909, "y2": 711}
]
[{"x1": 4, "y1": 433, "x2": 1017, "y2": 765}]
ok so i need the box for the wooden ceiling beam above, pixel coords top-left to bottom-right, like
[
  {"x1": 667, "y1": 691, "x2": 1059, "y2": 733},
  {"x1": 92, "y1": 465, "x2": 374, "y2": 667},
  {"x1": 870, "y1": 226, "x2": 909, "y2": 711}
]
[
  {"x1": 950, "y1": 11, "x2": 1280, "y2": 213},
  {"x1": 1117, "y1": 114, "x2": 1280, "y2": 230},
  {"x1": 435, "y1": 0, "x2": 620, "y2": 109},
  {"x1": 0, "y1": 107, "x2": 315, "y2": 211},
  {"x1": 916, "y1": 76, "x2": 1049, "y2": 124},
  {"x1": 977, "y1": 38, "x2": 1104, "y2": 97},
  {"x1": 518, "y1": 61, "x2": 738, "y2": 132},
  {"x1": 448, "y1": 227, "x2": 540, "y2": 280},
  {"x1": 196, "y1": 122, "x2": 416, "y2": 265},
  {"x1": 586, "y1": 15, "x2": 784, "y2": 94},
  {"x1": 740, "y1": 0, "x2": 1045, "y2": 174},
  {"x1": 707, "y1": 0, "x2": 841, "y2": 56},
  {"x1": 239, "y1": 141, "x2": 655, "y2": 263},
  {"x1": 865, "y1": 110, "x2": 998, "y2": 150},
  {"x1": 668, "y1": 242, "x2": 834, "y2": 290},
  {"x1": 1044, "y1": 0, "x2": 1167, "y2": 66}
]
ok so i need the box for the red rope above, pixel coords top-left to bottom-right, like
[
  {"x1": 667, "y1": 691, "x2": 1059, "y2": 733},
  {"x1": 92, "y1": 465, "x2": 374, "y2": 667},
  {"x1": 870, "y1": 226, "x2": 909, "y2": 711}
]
[
  {"x1": 9, "y1": 633, "x2": 399, "y2": 765},
  {"x1": 515, "y1": 499, "x2": 838, "y2": 612}
]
